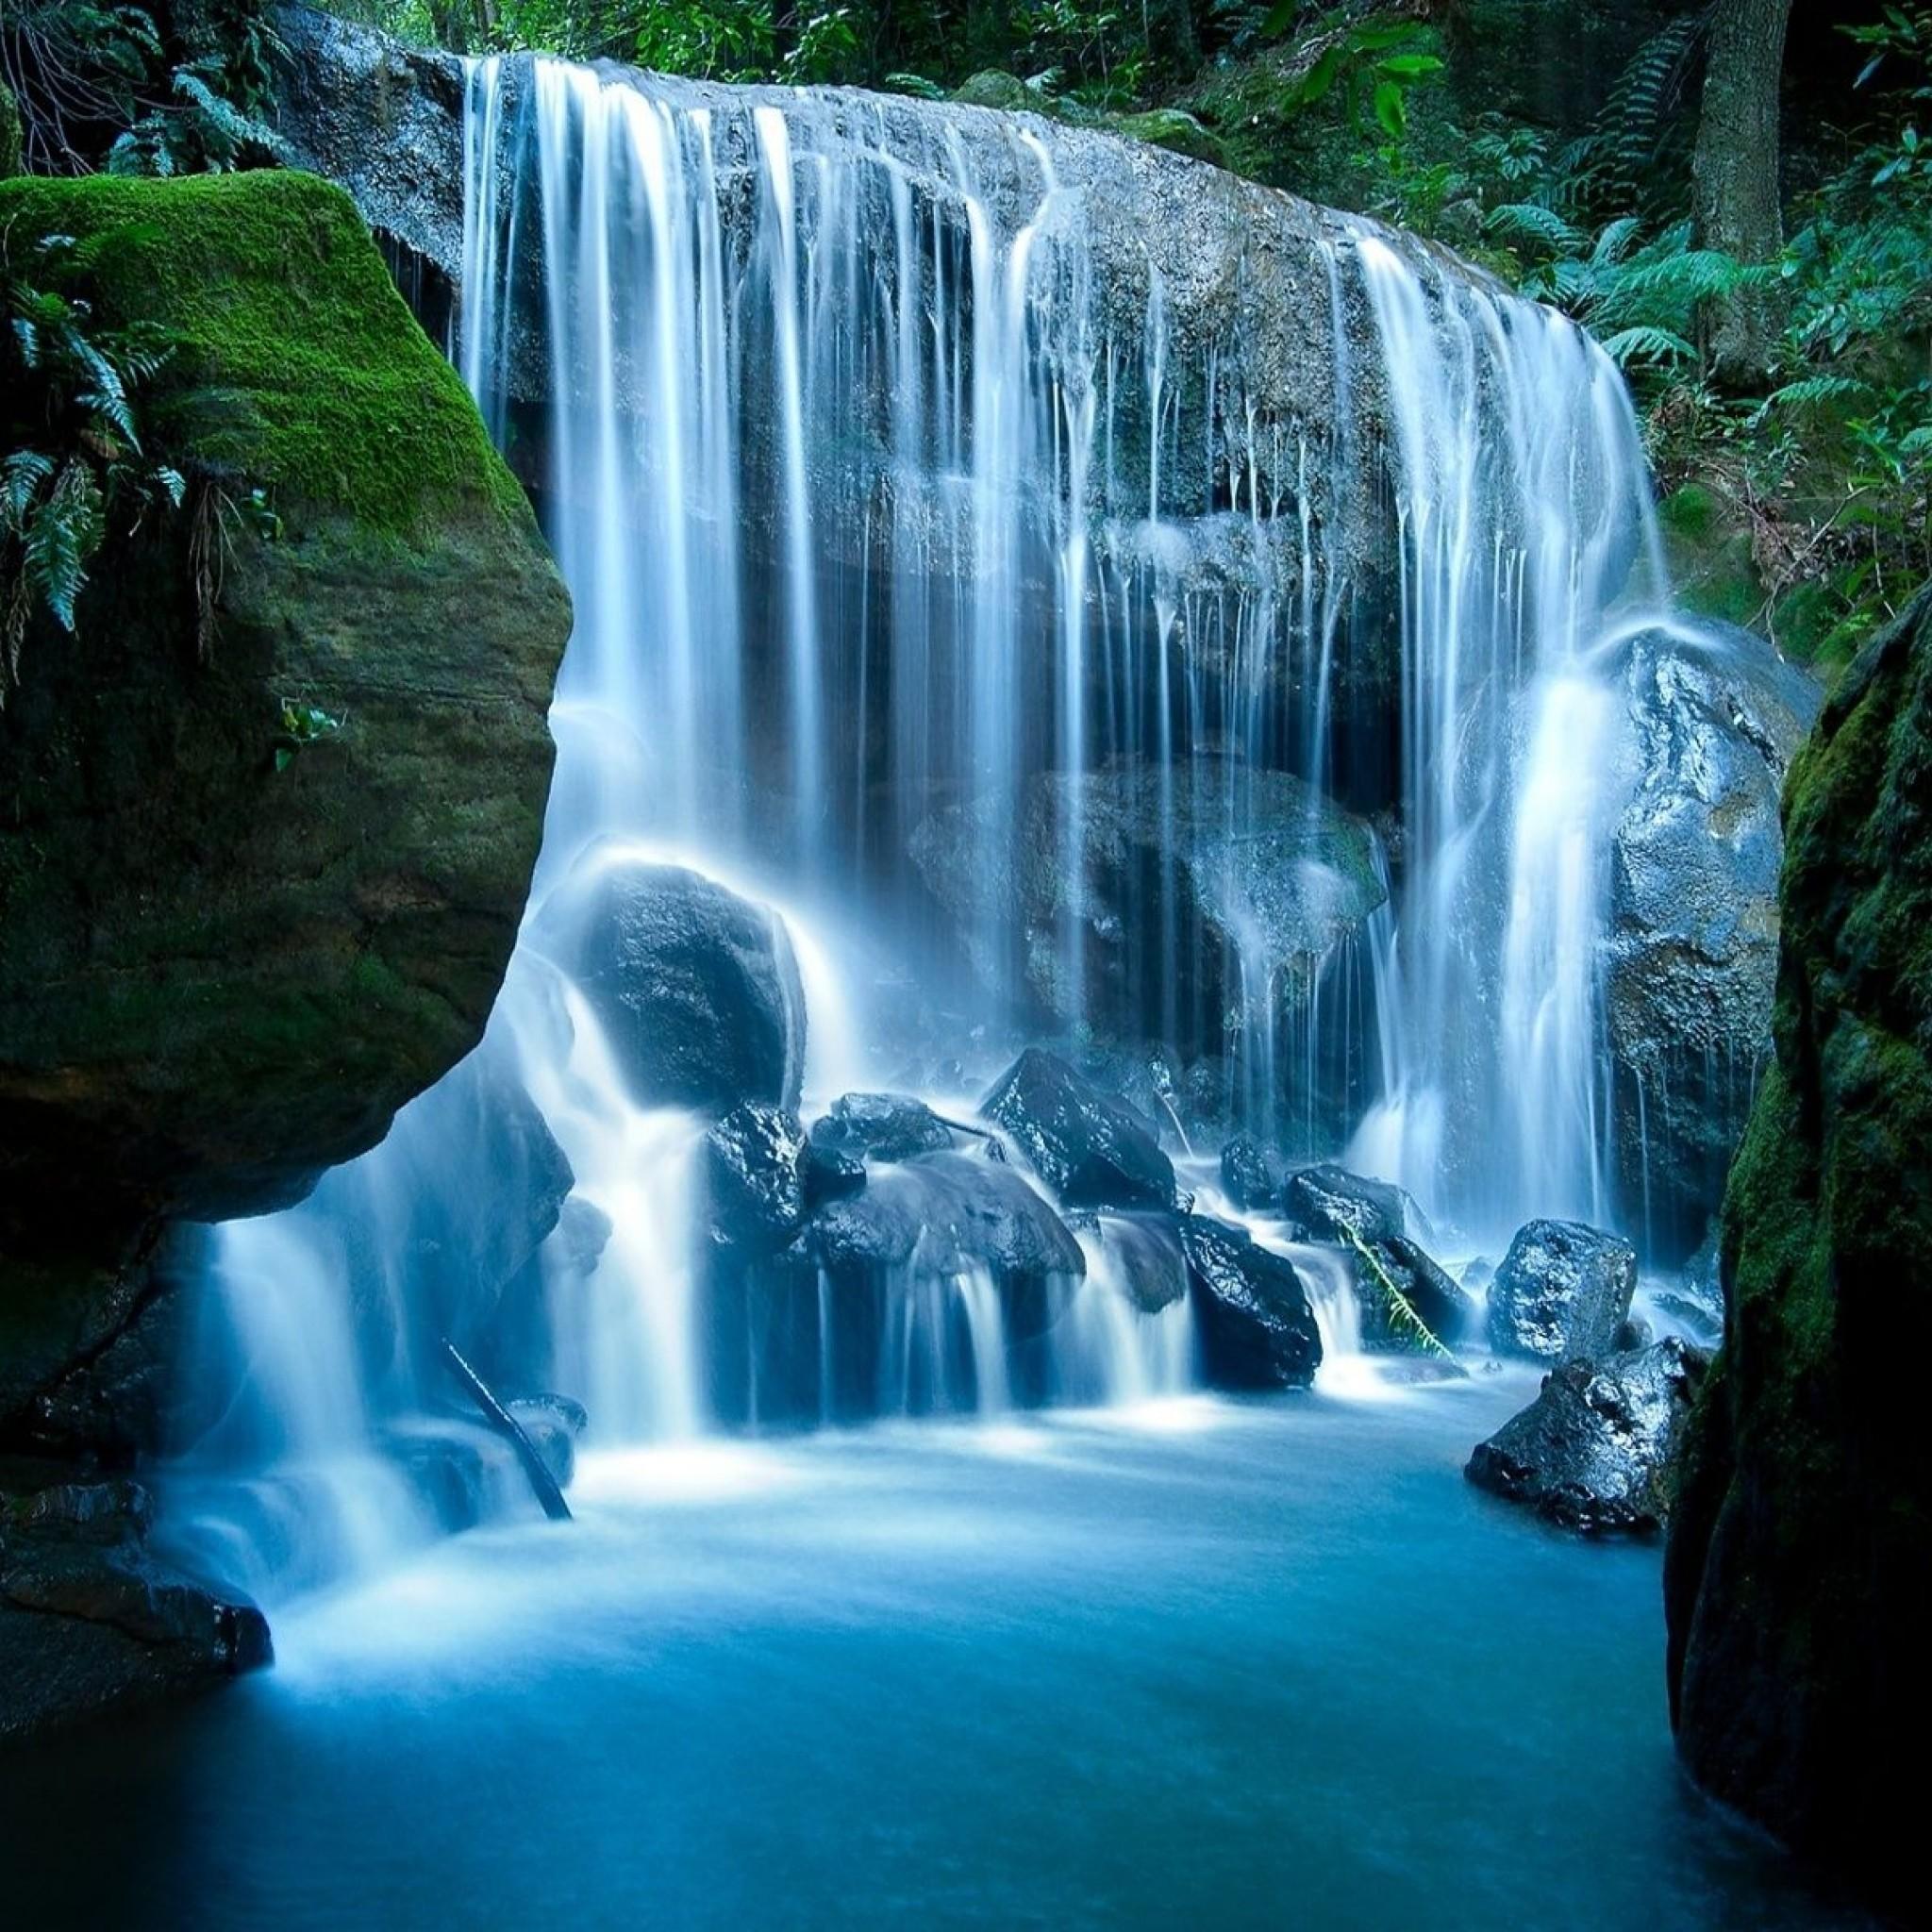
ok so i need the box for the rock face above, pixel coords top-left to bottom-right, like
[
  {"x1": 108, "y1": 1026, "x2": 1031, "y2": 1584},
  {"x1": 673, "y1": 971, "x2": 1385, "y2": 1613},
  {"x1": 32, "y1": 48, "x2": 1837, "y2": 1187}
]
[
  {"x1": 535, "y1": 858, "x2": 806, "y2": 1116},
  {"x1": 0, "y1": 1472, "x2": 273, "y2": 1741},
  {"x1": 0, "y1": 171, "x2": 570, "y2": 1241},
  {"x1": 1466, "y1": 1338, "x2": 1708, "y2": 1534},
  {"x1": 1485, "y1": 1220, "x2": 1637, "y2": 1363},
  {"x1": 982, "y1": 1050, "x2": 1176, "y2": 1211},
  {"x1": 1179, "y1": 1215, "x2": 1322, "y2": 1390},
  {"x1": 1355, "y1": 1236, "x2": 1474, "y2": 1353},
  {"x1": 1665, "y1": 590, "x2": 1932, "y2": 1913},
  {"x1": 911, "y1": 759, "x2": 1385, "y2": 1059},
  {"x1": 1607, "y1": 624, "x2": 1820, "y2": 1257}
]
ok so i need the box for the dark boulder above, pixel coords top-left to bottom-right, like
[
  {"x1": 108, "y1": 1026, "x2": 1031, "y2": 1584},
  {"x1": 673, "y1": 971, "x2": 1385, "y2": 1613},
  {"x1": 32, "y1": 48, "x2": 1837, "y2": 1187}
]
[
  {"x1": 981, "y1": 1049, "x2": 1175, "y2": 1211},
  {"x1": 1179, "y1": 1216, "x2": 1322, "y2": 1391},
  {"x1": 1486, "y1": 1220, "x2": 1637, "y2": 1363},
  {"x1": 1355, "y1": 1235, "x2": 1476, "y2": 1353},
  {"x1": 1466, "y1": 1338, "x2": 1708, "y2": 1535},
  {"x1": 1665, "y1": 590, "x2": 1932, "y2": 1913},
  {"x1": 1283, "y1": 1163, "x2": 1412, "y2": 1247},
  {"x1": 1085, "y1": 1212, "x2": 1190, "y2": 1315},
  {"x1": 0, "y1": 1472, "x2": 271, "y2": 1742},
  {"x1": 535, "y1": 856, "x2": 806, "y2": 1116},
  {"x1": 1607, "y1": 624, "x2": 1820, "y2": 1257},
  {"x1": 808, "y1": 1092, "x2": 954, "y2": 1164},
  {"x1": 801, "y1": 1140, "x2": 867, "y2": 1209},
  {"x1": 1219, "y1": 1134, "x2": 1285, "y2": 1211},
  {"x1": 505, "y1": 1393, "x2": 587, "y2": 1492},
  {"x1": 704, "y1": 1104, "x2": 808, "y2": 1255},
  {"x1": 796, "y1": 1153, "x2": 1084, "y2": 1297}
]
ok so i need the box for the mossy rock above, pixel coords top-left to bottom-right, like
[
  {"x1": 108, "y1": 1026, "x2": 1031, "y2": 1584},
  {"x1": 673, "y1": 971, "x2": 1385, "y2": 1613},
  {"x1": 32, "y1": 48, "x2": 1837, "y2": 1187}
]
[
  {"x1": 1657, "y1": 482, "x2": 1766, "y2": 632},
  {"x1": 0, "y1": 172, "x2": 571, "y2": 1244},
  {"x1": 1664, "y1": 587, "x2": 1932, "y2": 1914}
]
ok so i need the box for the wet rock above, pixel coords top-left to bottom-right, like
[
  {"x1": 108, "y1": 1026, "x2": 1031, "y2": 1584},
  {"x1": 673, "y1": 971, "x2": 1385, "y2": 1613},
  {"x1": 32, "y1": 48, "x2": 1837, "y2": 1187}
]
[
  {"x1": 1219, "y1": 1134, "x2": 1285, "y2": 1211},
  {"x1": 1486, "y1": 1220, "x2": 1637, "y2": 1363},
  {"x1": 1354, "y1": 1235, "x2": 1476, "y2": 1353},
  {"x1": 506, "y1": 1394, "x2": 587, "y2": 1492},
  {"x1": 705, "y1": 1104, "x2": 808, "y2": 1255},
  {"x1": 913, "y1": 758, "x2": 1384, "y2": 1068},
  {"x1": 1465, "y1": 1338, "x2": 1709, "y2": 1535},
  {"x1": 808, "y1": 1092, "x2": 954, "y2": 1165},
  {"x1": 536, "y1": 857, "x2": 806, "y2": 1116},
  {"x1": 981, "y1": 1050, "x2": 1175, "y2": 1211},
  {"x1": 796, "y1": 1152, "x2": 1085, "y2": 1291},
  {"x1": 1084, "y1": 1212, "x2": 1189, "y2": 1315},
  {"x1": 801, "y1": 1140, "x2": 867, "y2": 1209},
  {"x1": 1179, "y1": 1215, "x2": 1322, "y2": 1390},
  {"x1": 1607, "y1": 625, "x2": 1820, "y2": 1257},
  {"x1": 0, "y1": 1470, "x2": 271, "y2": 1742},
  {"x1": 1283, "y1": 1162, "x2": 1413, "y2": 1246}
]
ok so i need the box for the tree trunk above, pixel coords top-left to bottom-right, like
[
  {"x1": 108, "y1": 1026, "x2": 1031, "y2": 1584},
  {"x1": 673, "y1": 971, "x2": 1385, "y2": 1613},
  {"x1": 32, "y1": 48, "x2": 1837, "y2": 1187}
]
[{"x1": 1691, "y1": 0, "x2": 1793, "y2": 389}]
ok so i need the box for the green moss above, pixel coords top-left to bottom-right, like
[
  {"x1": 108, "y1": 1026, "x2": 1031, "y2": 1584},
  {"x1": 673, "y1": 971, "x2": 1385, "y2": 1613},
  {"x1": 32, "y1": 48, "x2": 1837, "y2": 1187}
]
[
  {"x1": 0, "y1": 80, "x2": 21, "y2": 181},
  {"x1": 1657, "y1": 480, "x2": 1764, "y2": 630},
  {"x1": 1658, "y1": 484, "x2": 1716, "y2": 541},
  {"x1": 0, "y1": 170, "x2": 528, "y2": 541}
]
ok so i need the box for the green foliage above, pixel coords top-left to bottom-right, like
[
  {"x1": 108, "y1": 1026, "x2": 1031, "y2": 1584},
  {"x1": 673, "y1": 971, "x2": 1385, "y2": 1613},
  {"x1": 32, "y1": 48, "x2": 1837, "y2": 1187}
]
[
  {"x1": 273, "y1": 697, "x2": 345, "y2": 770},
  {"x1": 0, "y1": 222, "x2": 183, "y2": 691},
  {"x1": 3, "y1": 0, "x2": 284, "y2": 176}
]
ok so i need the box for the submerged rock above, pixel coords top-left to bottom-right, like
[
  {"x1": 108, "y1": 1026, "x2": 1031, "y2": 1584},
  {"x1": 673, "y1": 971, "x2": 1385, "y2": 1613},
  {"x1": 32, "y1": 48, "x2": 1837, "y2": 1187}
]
[
  {"x1": 704, "y1": 1104, "x2": 808, "y2": 1255},
  {"x1": 808, "y1": 1093, "x2": 955, "y2": 1165},
  {"x1": 1179, "y1": 1216, "x2": 1322, "y2": 1390},
  {"x1": 536, "y1": 857, "x2": 806, "y2": 1116},
  {"x1": 981, "y1": 1050, "x2": 1175, "y2": 1211},
  {"x1": 1665, "y1": 590, "x2": 1932, "y2": 1911},
  {"x1": 0, "y1": 1472, "x2": 271, "y2": 1741},
  {"x1": 1466, "y1": 1338, "x2": 1708, "y2": 1535},
  {"x1": 1607, "y1": 624, "x2": 1820, "y2": 1257},
  {"x1": 1485, "y1": 1221, "x2": 1637, "y2": 1364}
]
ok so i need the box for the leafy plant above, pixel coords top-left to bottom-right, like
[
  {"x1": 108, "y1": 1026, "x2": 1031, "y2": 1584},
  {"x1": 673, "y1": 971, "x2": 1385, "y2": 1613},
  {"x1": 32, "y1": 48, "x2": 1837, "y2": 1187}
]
[
  {"x1": 1, "y1": 225, "x2": 184, "y2": 694},
  {"x1": 272, "y1": 697, "x2": 345, "y2": 771}
]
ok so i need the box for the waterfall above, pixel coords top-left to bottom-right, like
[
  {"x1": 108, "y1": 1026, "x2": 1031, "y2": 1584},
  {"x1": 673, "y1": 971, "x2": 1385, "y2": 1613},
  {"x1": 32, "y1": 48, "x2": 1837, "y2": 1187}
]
[{"x1": 162, "y1": 52, "x2": 1679, "y2": 1599}]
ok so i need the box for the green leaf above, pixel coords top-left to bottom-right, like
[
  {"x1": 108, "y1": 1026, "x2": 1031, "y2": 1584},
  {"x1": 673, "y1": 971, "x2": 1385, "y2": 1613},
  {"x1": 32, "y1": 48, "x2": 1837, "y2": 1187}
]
[{"x1": 1373, "y1": 78, "x2": 1406, "y2": 142}]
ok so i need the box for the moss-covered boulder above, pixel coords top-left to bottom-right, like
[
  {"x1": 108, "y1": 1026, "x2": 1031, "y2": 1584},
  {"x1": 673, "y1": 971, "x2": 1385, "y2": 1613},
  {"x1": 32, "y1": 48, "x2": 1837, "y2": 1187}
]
[
  {"x1": 0, "y1": 171, "x2": 571, "y2": 1246},
  {"x1": 1663, "y1": 588, "x2": 1932, "y2": 1913}
]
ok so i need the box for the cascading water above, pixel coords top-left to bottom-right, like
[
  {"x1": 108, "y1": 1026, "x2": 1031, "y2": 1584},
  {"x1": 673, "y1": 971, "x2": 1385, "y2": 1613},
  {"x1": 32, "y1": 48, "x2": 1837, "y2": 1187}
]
[{"x1": 164, "y1": 50, "x2": 1687, "y2": 1600}]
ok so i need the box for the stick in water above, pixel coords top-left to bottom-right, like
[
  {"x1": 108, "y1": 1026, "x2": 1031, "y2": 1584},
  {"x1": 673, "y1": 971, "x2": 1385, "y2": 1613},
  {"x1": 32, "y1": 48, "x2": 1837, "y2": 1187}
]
[{"x1": 440, "y1": 1337, "x2": 573, "y2": 1523}]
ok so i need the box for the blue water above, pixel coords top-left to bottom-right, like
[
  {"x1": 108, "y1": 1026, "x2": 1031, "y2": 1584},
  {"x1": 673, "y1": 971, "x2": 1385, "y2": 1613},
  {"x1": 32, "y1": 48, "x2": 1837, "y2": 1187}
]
[{"x1": 0, "y1": 1378, "x2": 1873, "y2": 1928}]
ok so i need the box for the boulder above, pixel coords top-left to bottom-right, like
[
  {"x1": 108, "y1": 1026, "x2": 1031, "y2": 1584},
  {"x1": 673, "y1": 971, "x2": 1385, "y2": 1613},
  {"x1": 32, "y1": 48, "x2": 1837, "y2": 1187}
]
[
  {"x1": 0, "y1": 1472, "x2": 271, "y2": 1742},
  {"x1": 1606, "y1": 624, "x2": 1820, "y2": 1257},
  {"x1": 1081, "y1": 1212, "x2": 1189, "y2": 1316},
  {"x1": 808, "y1": 1092, "x2": 954, "y2": 1164},
  {"x1": 981, "y1": 1049, "x2": 1175, "y2": 1211},
  {"x1": 1354, "y1": 1235, "x2": 1475, "y2": 1353},
  {"x1": 1283, "y1": 1162, "x2": 1413, "y2": 1246},
  {"x1": 534, "y1": 857, "x2": 806, "y2": 1116},
  {"x1": 1466, "y1": 1338, "x2": 1708, "y2": 1535},
  {"x1": 0, "y1": 171, "x2": 570, "y2": 1241},
  {"x1": 1218, "y1": 1134, "x2": 1285, "y2": 1211},
  {"x1": 801, "y1": 1139, "x2": 867, "y2": 1208},
  {"x1": 704, "y1": 1104, "x2": 808, "y2": 1255},
  {"x1": 1178, "y1": 1215, "x2": 1322, "y2": 1390},
  {"x1": 796, "y1": 1153, "x2": 1084, "y2": 1295},
  {"x1": 1486, "y1": 1220, "x2": 1637, "y2": 1363},
  {"x1": 1665, "y1": 590, "x2": 1932, "y2": 1912}
]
